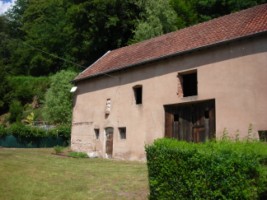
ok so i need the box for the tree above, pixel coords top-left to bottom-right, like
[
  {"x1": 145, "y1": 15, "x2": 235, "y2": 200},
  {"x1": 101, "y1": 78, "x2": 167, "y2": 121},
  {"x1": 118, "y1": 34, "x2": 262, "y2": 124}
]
[
  {"x1": 130, "y1": 0, "x2": 178, "y2": 43},
  {"x1": 4, "y1": 0, "x2": 142, "y2": 76},
  {"x1": 0, "y1": 16, "x2": 12, "y2": 113},
  {"x1": 42, "y1": 70, "x2": 77, "y2": 124},
  {"x1": 19, "y1": 0, "x2": 74, "y2": 75},
  {"x1": 193, "y1": 0, "x2": 267, "y2": 22},
  {"x1": 5, "y1": 0, "x2": 29, "y2": 38},
  {"x1": 170, "y1": 0, "x2": 198, "y2": 28},
  {"x1": 68, "y1": 0, "x2": 142, "y2": 66},
  {"x1": 0, "y1": 15, "x2": 7, "y2": 32},
  {"x1": 0, "y1": 65, "x2": 11, "y2": 114}
]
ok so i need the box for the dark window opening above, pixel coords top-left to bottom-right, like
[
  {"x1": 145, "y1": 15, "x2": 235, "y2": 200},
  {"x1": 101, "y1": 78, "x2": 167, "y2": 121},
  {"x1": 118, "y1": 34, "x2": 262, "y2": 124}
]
[
  {"x1": 182, "y1": 72, "x2": 197, "y2": 97},
  {"x1": 258, "y1": 130, "x2": 267, "y2": 142},
  {"x1": 133, "y1": 85, "x2": 142, "y2": 104},
  {"x1": 94, "y1": 129, "x2": 100, "y2": 140},
  {"x1": 119, "y1": 127, "x2": 126, "y2": 140}
]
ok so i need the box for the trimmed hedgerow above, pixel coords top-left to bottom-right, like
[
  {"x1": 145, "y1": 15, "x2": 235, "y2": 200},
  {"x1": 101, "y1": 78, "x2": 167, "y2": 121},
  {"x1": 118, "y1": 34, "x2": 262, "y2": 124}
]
[
  {"x1": 0, "y1": 123, "x2": 71, "y2": 140},
  {"x1": 146, "y1": 138, "x2": 267, "y2": 200}
]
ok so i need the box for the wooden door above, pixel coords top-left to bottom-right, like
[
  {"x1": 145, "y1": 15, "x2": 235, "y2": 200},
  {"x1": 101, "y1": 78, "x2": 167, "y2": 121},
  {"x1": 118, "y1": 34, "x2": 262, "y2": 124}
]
[
  {"x1": 164, "y1": 100, "x2": 215, "y2": 142},
  {"x1": 165, "y1": 112, "x2": 173, "y2": 138},
  {"x1": 105, "y1": 127, "x2": 113, "y2": 158}
]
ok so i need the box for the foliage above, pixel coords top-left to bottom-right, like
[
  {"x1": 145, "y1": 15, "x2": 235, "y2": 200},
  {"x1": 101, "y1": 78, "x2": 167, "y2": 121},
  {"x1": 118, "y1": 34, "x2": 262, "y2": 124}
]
[
  {"x1": 5, "y1": 0, "x2": 30, "y2": 38},
  {"x1": 170, "y1": 0, "x2": 198, "y2": 27},
  {"x1": 0, "y1": 64, "x2": 11, "y2": 114},
  {"x1": 9, "y1": 100, "x2": 23, "y2": 123},
  {"x1": 23, "y1": 112, "x2": 35, "y2": 125},
  {"x1": 130, "y1": 0, "x2": 178, "y2": 43},
  {"x1": 2, "y1": 76, "x2": 50, "y2": 124},
  {"x1": 4, "y1": 0, "x2": 75, "y2": 76},
  {"x1": 42, "y1": 70, "x2": 77, "y2": 124},
  {"x1": 0, "y1": 16, "x2": 8, "y2": 32},
  {"x1": 68, "y1": 0, "x2": 142, "y2": 66},
  {"x1": 2, "y1": 0, "x2": 142, "y2": 75},
  {"x1": 0, "y1": 23, "x2": 12, "y2": 113},
  {"x1": 0, "y1": 125, "x2": 6, "y2": 138},
  {"x1": 6, "y1": 123, "x2": 46, "y2": 138},
  {"x1": 0, "y1": 123, "x2": 71, "y2": 140},
  {"x1": 8, "y1": 76, "x2": 50, "y2": 105},
  {"x1": 54, "y1": 145, "x2": 65, "y2": 154},
  {"x1": 68, "y1": 151, "x2": 88, "y2": 158},
  {"x1": 49, "y1": 124, "x2": 72, "y2": 139},
  {"x1": 146, "y1": 138, "x2": 267, "y2": 200},
  {"x1": 193, "y1": 0, "x2": 267, "y2": 22},
  {"x1": 19, "y1": 0, "x2": 74, "y2": 75}
]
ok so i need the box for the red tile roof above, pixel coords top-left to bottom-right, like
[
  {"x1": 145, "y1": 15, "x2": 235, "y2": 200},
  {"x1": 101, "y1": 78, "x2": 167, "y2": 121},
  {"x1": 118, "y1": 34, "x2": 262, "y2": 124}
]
[{"x1": 74, "y1": 4, "x2": 267, "y2": 82}]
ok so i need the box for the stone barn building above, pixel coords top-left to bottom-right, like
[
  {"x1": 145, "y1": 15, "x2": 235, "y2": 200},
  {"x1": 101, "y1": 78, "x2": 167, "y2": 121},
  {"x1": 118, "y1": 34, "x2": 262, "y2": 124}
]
[{"x1": 71, "y1": 4, "x2": 267, "y2": 160}]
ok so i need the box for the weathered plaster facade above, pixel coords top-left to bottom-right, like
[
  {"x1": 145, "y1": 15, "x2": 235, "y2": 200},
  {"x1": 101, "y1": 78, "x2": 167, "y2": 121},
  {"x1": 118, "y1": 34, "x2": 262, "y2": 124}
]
[{"x1": 71, "y1": 34, "x2": 267, "y2": 160}]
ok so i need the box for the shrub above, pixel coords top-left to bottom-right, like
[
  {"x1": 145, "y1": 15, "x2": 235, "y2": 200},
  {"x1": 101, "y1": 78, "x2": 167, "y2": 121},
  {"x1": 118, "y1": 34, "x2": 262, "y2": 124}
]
[
  {"x1": 42, "y1": 70, "x2": 77, "y2": 124},
  {"x1": 9, "y1": 100, "x2": 23, "y2": 123},
  {"x1": 48, "y1": 124, "x2": 71, "y2": 139},
  {"x1": 47, "y1": 124, "x2": 71, "y2": 146},
  {"x1": 6, "y1": 123, "x2": 46, "y2": 138},
  {"x1": 146, "y1": 138, "x2": 267, "y2": 200},
  {"x1": 54, "y1": 145, "x2": 65, "y2": 154},
  {"x1": 68, "y1": 152, "x2": 88, "y2": 158}
]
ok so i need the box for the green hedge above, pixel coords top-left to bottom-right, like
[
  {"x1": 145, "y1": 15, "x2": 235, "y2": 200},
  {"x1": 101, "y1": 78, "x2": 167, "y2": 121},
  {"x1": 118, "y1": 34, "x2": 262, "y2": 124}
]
[
  {"x1": 0, "y1": 123, "x2": 71, "y2": 142},
  {"x1": 146, "y1": 138, "x2": 267, "y2": 200}
]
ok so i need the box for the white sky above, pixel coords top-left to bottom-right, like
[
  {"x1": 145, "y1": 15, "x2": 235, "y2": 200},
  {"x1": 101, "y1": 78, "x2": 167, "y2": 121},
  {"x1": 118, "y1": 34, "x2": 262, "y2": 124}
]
[{"x1": 0, "y1": 0, "x2": 17, "y2": 15}]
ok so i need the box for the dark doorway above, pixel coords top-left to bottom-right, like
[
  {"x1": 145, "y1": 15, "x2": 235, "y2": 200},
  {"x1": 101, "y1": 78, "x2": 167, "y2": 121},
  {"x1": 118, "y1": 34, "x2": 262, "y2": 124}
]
[
  {"x1": 105, "y1": 127, "x2": 114, "y2": 158},
  {"x1": 164, "y1": 99, "x2": 215, "y2": 142}
]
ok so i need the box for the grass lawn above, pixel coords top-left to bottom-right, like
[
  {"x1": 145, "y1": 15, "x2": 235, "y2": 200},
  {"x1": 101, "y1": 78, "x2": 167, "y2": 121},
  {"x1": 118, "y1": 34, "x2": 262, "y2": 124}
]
[{"x1": 0, "y1": 148, "x2": 148, "y2": 200}]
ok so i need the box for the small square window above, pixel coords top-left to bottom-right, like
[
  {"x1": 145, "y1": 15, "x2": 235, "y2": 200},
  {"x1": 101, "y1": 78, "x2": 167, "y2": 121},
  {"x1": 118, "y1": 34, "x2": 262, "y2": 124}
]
[
  {"x1": 119, "y1": 127, "x2": 126, "y2": 140},
  {"x1": 133, "y1": 85, "x2": 142, "y2": 104},
  {"x1": 94, "y1": 129, "x2": 100, "y2": 140}
]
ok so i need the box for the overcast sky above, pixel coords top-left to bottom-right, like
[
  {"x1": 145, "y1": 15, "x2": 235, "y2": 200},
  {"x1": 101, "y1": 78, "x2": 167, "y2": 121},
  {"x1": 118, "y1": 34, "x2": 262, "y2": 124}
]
[{"x1": 0, "y1": 0, "x2": 16, "y2": 15}]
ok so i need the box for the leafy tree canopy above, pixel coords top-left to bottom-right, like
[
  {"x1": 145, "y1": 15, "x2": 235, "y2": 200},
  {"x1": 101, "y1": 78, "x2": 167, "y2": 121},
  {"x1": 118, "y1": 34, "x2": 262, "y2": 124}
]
[
  {"x1": 68, "y1": 0, "x2": 142, "y2": 66},
  {"x1": 130, "y1": 0, "x2": 267, "y2": 43},
  {"x1": 130, "y1": 0, "x2": 179, "y2": 43}
]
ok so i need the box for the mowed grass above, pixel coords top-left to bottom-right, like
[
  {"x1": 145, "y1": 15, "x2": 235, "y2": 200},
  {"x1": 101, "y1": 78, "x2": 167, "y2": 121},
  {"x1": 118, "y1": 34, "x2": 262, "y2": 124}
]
[{"x1": 0, "y1": 148, "x2": 148, "y2": 200}]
